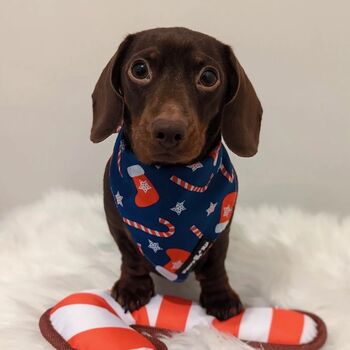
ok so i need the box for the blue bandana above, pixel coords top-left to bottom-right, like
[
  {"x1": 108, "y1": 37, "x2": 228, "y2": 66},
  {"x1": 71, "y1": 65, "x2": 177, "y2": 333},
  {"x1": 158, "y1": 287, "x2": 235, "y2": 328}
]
[{"x1": 109, "y1": 129, "x2": 238, "y2": 282}]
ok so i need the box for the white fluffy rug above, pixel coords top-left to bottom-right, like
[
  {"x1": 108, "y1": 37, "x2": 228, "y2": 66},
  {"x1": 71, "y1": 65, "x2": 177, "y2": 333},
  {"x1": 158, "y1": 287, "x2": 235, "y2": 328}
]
[{"x1": 1, "y1": 190, "x2": 349, "y2": 350}]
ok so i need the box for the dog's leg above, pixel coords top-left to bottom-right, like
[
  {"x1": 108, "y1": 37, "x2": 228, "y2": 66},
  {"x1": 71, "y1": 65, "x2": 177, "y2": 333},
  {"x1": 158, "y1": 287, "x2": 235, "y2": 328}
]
[
  {"x1": 109, "y1": 228, "x2": 155, "y2": 312},
  {"x1": 195, "y1": 226, "x2": 243, "y2": 321},
  {"x1": 103, "y1": 161, "x2": 154, "y2": 312}
]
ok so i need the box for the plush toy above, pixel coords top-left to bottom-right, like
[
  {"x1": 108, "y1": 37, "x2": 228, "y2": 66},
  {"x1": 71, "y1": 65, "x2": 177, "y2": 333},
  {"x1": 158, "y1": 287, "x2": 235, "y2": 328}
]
[{"x1": 39, "y1": 290, "x2": 327, "y2": 350}]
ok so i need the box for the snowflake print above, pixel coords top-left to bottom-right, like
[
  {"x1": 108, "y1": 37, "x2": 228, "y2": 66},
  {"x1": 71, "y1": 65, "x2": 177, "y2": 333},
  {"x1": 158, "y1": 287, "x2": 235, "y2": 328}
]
[
  {"x1": 171, "y1": 201, "x2": 186, "y2": 215},
  {"x1": 115, "y1": 191, "x2": 123, "y2": 206},
  {"x1": 187, "y1": 162, "x2": 203, "y2": 172},
  {"x1": 223, "y1": 205, "x2": 233, "y2": 218},
  {"x1": 148, "y1": 239, "x2": 163, "y2": 253},
  {"x1": 206, "y1": 202, "x2": 217, "y2": 216},
  {"x1": 138, "y1": 180, "x2": 152, "y2": 193},
  {"x1": 120, "y1": 140, "x2": 125, "y2": 151}
]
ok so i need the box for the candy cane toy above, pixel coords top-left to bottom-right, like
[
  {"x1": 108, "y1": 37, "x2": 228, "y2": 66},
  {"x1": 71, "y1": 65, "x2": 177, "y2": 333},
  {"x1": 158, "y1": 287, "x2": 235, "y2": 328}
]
[{"x1": 40, "y1": 290, "x2": 327, "y2": 350}]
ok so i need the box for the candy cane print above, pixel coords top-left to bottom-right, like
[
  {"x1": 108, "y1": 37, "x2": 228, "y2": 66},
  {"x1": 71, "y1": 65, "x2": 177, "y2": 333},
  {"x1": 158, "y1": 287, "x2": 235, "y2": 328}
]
[
  {"x1": 117, "y1": 140, "x2": 125, "y2": 177},
  {"x1": 220, "y1": 164, "x2": 235, "y2": 183},
  {"x1": 123, "y1": 217, "x2": 175, "y2": 238},
  {"x1": 170, "y1": 173, "x2": 214, "y2": 193},
  {"x1": 215, "y1": 192, "x2": 237, "y2": 233},
  {"x1": 190, "y1": 225, "x2": 203, "y2": 239},
  {"x1": 209, "y1": 143, "x2": 221, "y2": 166}
]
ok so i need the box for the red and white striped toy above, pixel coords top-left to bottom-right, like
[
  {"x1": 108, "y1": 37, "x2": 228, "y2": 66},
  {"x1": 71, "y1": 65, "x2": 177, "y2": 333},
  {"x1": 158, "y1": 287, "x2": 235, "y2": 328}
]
[{"x1": 40, "y1": 290, "x2": 327, "y2": 350}]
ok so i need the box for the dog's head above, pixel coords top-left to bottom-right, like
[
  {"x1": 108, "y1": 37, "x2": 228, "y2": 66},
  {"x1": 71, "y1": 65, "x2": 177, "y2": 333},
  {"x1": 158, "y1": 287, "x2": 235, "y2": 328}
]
[{"x1": 91, "y1": 27, "x2": 262, "y2": 164}]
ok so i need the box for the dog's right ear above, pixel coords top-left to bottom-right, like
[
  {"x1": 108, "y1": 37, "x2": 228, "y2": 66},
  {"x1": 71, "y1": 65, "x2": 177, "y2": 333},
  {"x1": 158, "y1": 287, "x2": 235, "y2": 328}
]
[{"x1": 90, "y1": 35, "x2": 134, "y2": 143}]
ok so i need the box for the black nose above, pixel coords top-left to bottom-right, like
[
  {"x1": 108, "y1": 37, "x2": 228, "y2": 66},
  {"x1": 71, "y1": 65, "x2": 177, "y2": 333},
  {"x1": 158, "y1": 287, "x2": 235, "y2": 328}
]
[{"x1": 152, "y1": 119, "x2": 187, "y2": 148}]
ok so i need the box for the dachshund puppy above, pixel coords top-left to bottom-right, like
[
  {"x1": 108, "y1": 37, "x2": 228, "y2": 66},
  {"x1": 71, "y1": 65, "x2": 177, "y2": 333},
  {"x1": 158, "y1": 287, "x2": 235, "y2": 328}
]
[{"x1": 90, "y1": 27, "x2": 262, "y2": 321}]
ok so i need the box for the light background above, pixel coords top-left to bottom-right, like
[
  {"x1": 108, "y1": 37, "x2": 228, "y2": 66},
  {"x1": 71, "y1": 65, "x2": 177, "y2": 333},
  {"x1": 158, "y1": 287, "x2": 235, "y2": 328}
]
[{"x1": 1, "y1": 0, "x2": 349, "y2": 216}]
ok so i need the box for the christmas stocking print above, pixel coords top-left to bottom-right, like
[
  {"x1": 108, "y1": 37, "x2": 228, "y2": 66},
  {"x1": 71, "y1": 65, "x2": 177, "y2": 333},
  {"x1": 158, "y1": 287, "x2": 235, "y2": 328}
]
[
  {"x1": 127, "y1": 165, "x2": 160, "y2": 207},
  {"x1": 215, "y1": 192, "x2": 237, "y2": 233}
]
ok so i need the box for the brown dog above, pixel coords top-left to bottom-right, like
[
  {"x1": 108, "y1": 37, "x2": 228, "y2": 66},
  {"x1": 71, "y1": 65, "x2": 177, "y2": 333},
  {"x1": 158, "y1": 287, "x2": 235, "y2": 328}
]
[{"x1": 90, "y1": 27, "x2": 262, "y2": 321}]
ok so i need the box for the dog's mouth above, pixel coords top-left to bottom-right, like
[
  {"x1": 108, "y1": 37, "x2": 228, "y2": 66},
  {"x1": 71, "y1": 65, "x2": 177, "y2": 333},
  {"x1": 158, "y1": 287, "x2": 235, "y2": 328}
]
[
  {"x1": 132, "y1": 143, "x2": 203, "y2": 166},
  {"x1": 151, "y1": 152, "x2": 187, "y2": 165},
  {"x1": 143, "y1": 149, "x2": 197, "y2": 165}
]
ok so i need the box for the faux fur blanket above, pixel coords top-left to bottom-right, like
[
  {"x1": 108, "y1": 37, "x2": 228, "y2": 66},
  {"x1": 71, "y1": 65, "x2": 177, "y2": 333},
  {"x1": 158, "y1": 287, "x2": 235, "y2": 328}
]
[{"x1": 0, "y1": 190, "x2": 349, "y2": 349}]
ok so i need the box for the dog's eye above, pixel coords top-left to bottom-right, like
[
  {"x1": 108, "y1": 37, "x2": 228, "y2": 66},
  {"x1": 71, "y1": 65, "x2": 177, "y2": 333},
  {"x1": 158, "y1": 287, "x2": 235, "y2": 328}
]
[
  {"x1": 199, "y1": 68, "x2": 218, "y2": 87},
  {"x1": 131, "y1": 60, "x2": 150, "y2": 80}
]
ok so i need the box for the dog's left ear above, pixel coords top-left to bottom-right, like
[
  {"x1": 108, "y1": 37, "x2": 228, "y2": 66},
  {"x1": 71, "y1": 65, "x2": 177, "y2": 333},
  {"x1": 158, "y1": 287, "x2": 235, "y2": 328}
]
[
  {"x1": 90, "y1": 35, "x2": 133, "y2": 143},
  {"x1": 221, "y1": 45, "x2": 263, "y2": 157}
]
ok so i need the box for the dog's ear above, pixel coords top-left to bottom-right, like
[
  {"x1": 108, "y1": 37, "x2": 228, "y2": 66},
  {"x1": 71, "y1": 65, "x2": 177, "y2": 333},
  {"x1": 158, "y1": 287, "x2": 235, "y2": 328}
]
[
  {"x1": 90, "y1": 35, "x2": 133, "y2": 143},
  {"x1": 221, "y1": 45, "x2": 263, "y2": 157}
]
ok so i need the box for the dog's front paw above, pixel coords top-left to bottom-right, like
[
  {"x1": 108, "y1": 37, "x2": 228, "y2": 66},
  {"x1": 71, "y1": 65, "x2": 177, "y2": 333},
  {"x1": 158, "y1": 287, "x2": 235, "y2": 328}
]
[
  {"x1": 111, "y1": 275, "x2": 155, "y2": 313},
  {"x1": 200, "y1": 288, "x2": 243, "y2": 321}
]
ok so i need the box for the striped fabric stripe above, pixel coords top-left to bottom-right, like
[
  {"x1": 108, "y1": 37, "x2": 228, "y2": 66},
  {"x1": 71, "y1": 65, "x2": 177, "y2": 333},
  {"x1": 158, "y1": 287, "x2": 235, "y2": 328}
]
[
  {"x1": 212, "y1": 310, "x2": 245, "y2": 337},
  {"x1": 212, "y1": 307, "x2": 316, "y2": 345},
  {"x1": 239, "y1": 307, "x2": 273, "y2": 342},
  {"x1": 268, "y1": 308, "x2": 304, "y2": 344},
  {"x1": 50, "y1": 304, "x2": 130, "y2": 340},
  {"x1": 145, "y1": 294, "x2": 164, "y2": 327},
  {"x1": 49, "y1": 292, "x2": 117, "y2": 316},
  {"x1": 68, "y1": 328, "x2": 155, "y2": 350},
  {"x1": 185, "y1": 303, "x2": 213, "y2": 331},
  {"x1": 300, "y1": 314, "x2": 318, "y2": 344},
  {"x1": 155, "y1": 295, "x2": 192, "y2": 332},
  {"x1": 50, "y1": 295, "x2": 155, "y2": 350},
  {"x1": 90, "y1": 290, "x2": 135, "y2": 325}
]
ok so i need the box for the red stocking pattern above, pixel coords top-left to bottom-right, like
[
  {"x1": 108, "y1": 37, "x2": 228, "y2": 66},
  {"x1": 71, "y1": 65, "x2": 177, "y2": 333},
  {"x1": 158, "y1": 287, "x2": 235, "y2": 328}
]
[
  {"x1": 127, "y1": 165, "x2": 160, "y2": 207},
  {"x1": 215, "y1": 192, "x2": 237, "y2": 233}
]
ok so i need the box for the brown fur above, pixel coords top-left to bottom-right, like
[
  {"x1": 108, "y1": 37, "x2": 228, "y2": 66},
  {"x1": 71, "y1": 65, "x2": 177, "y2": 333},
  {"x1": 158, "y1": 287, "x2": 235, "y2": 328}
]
[{"x1": 91, "y1": 27, "x2": 263, "y2": 320}]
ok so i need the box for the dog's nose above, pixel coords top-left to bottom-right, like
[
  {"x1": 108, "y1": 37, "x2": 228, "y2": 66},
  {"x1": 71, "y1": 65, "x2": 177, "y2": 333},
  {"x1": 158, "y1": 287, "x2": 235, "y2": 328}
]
[{"x1": 152, "y1": 119, "x2": 187, "y2": 148}]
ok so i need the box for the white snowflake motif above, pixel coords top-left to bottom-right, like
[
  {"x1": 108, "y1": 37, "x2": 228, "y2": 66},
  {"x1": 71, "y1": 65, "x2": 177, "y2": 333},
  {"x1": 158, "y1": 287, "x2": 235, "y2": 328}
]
[
  {"x1": 187, "y1": 162, "x2": 203, "y2": 172},
  {"x1": 138, "y1": 180, "x2": 152, "y2": 193},
  {"x1": 155, "y1": 165, "x2": 161, "y2": 169},
  {"x1": 223, "y1": 205, "x2": 233, "y2": 218},
  {"x1": 148, "y1": 239, "x2": 163, "y2": 253},
  {"x1": 206, "y1": 202, "x2": 217, "y2": 216},
  {"x1": 120, "y1": 140, "x2": 125, "y2": 151},
  {"x1": 171, "y1": 260, "x2": 183, "y2": 270},
  {"x1": 115, "y1": 191, "x2": 123, "y2": 207},
  {"x1": 171, "y1": 201, "x2": 186, "y2": 215}
]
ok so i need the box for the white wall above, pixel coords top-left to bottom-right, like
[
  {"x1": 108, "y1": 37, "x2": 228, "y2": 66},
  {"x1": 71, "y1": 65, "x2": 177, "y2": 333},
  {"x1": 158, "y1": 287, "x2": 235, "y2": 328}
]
[{"x1": 1, "y1": 0, "x2": 349, "y2": 216}]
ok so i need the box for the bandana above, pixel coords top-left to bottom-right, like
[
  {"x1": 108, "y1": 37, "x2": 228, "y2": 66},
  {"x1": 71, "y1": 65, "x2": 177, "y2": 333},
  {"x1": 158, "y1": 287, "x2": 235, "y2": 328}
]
[{"x1": 109, "y1": 129, "x2": 238, "y2": 282}]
